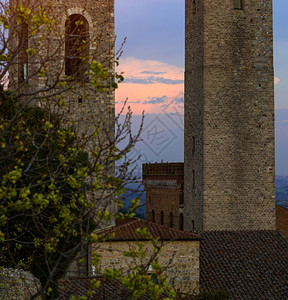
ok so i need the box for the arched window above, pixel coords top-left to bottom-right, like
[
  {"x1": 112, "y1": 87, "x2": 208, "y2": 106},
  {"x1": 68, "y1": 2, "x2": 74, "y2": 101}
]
[
  {"x1": 160, "y1": 211, "x2": 164, "y2": 225},
  {"x1": 179, "y1": 213, "x2": 184, "y2": 231},
  {"x1": 152, "y1": 210, "x2": 155, "y2": 223},
  {"x1": 169, "y1": 212, "x2": 174, "y2": 228},
  {"x1": 18, "y1": 22, "x2": 28, "y2": 83},
  {"x1": 65, "y1": 14, "x2": 89, "y2": 79}
]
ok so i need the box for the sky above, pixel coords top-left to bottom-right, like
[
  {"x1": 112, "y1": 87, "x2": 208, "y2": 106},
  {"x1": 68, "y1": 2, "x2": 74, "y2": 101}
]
[{"x1": 115, "y1": 0, "x2": 288, "y2": 176}]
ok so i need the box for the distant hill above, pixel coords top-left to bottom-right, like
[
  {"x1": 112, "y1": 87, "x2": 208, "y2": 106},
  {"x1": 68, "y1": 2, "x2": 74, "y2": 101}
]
[
  {"x1": 276, "y1": 176, "x2": 288, "y2": 208},
  {"x1": 119, "y1": 182, "x2": 146, "y2": 219}
]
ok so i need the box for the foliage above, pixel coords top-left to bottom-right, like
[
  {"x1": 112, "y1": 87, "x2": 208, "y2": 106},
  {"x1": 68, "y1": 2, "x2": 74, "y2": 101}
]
[{"x1": 0, "y1": 2, "x2": 177, "y2": 300}]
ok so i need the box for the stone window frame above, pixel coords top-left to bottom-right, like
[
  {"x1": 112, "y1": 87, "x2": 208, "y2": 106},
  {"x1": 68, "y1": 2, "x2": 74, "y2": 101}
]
[
  {"x1": 61, "y1": 8, "x2": 93, "y2": 79},
  {"x1": 65, "y1": 14, "x2": 89, "y2": 79}
]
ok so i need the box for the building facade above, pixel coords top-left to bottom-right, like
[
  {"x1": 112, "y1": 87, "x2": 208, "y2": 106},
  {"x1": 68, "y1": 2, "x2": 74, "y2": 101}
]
[
  {"x1": 143, "y1": 163, "x2": 184, "y2": 230},
  {"x1": 184, "y1": 0, "x2": 275, "y2": 232}
]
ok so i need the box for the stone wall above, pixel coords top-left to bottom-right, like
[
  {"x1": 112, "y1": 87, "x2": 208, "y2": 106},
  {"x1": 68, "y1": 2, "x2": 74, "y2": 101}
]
[
  {"x1": 276, "y1": 205, "x2": 288, "y2": 239},
  {"x1": 95, "y1": 240, "x2": 200, "y2": 294},
  {"x1": 0, "y1": 268, "x2": 41, "y2": 300},
  {"x1": 184, "y1": 0, "x2": 275, "y2": 232}
]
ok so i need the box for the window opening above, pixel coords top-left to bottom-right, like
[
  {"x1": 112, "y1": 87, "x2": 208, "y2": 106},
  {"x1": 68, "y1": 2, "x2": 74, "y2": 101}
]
[
  {"x1": 160, "y1": 211, "x2": 164, "y2": 225},
  {"x1": 192, "y1": 0, "x2": 196, "y2": 16},
  {"x1": 179, "y1": 213, "x2": 184, "y2": 230},
  {"x1": 169, "y1": 212, "x2": 174, "y2": 228},
  {"x1": 152, "y1": 210, "x2": 155, "y2": 223},
  {"x1": 65, "y1": 14, "x2": 89, "y2": 80}
]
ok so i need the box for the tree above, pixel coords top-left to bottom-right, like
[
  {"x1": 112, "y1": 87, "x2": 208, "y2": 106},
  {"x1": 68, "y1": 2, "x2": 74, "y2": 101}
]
[{"x1": 0, "y1": 1, "x2": 157, "y2": 299}]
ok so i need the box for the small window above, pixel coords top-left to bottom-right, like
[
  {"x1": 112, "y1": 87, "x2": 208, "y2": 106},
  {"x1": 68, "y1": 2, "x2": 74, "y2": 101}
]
[
  {"x1": 192, "y1": 136, "x2": 196, "y2": 154},
  {"x1": 160, "y1": 211, "x2": 164, "y2": 225},
  {"x1": 192, "y1": 0, "x2": 196, "y2": 16},
  {"x1": 65, "y1": 14, "x2": 89, "y2": 80},
  {"x1": 233, "y1": 0, "x2": 242, "y2": 10},
  {"x1": 18, "y1": 22, "x2": 28, "y2": 83},
  {"x1": 152, "y1": 210, "x2": 155, "y2": 223},
  {"x1": 169, "y1": 212, "x2": 174, "y2": 228},
  {"x1": 179, "y1": 213, "x2": 184, "y2": 231},
  {"x1": 192, "y1": 170, "x2": 195, "y2": 188}
]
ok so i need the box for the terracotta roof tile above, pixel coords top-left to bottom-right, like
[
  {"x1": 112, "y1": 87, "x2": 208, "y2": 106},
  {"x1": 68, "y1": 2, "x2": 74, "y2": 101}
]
[
  {"x1": 101, "y1": 218, "x2": 201, "y2": 241},
  {"x1": 59, "y1": 277, "x2": 169, "y2": 299},
  {"x1": 200, "y1": 231, "x2": 288, "y2": 299}
]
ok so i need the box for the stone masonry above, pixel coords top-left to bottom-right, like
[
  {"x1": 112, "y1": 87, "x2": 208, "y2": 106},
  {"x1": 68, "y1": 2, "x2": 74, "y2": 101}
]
[{"x1": 184, "y1": 0, "x2": 275, "y2": 231}]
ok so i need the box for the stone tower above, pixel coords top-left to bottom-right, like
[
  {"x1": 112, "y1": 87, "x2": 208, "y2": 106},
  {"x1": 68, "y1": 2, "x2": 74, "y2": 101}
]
[
  {"x1": 9, "y1": 0, "x2": 115, "y2": 136},
  {"x1": 184, "y1": 0, "x2": 275, "y2": 232},
  {"x1": 8, "y1": 0, "x2": 115, "y2": 276}
]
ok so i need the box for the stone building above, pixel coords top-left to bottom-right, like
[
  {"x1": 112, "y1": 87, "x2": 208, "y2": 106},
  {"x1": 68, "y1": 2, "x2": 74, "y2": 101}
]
[
  {"x1": 184, "y1": 0, "x2": 275, "y2": 232},
  {"x1": 94, "y1": 218, "x2": 201, "y2": 294},
  {"x1": 9, "y1": 0, "x2": 115, "y2": 137},
  {"x1": 8, "y1": 0, "x2": 116, "y2": 279}
]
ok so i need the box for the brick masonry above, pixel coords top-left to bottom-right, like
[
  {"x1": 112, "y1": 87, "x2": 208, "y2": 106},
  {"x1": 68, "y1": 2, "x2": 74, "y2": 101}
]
[
  {"x1": 276, "y1": 205, "x2": 288, "y2": 239},
  {"x1": 143, "y1": 163, "x2": 184, "y2": 229},
  {"x1": 184, "y1": 0, "x2": 275, "y2": 231}
]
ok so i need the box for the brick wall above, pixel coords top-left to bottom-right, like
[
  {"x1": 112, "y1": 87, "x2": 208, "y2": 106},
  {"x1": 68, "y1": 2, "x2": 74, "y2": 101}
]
[
  {"x1": 143, "y1": 163, "x2": 184, "y2": 229},
  {"x1": 95, "y1": 240, "x2": 200, "y2": 294},
  {"x1": 184, "y1": 0, "x2": 275, "y2": 232},
  {"x1": 276, "y1": 205, "x2": 288, "y2": 239}
]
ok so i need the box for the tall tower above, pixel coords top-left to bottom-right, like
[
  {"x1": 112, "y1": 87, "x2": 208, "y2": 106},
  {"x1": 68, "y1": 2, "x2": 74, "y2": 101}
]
[
  {"x1": 184, "y1": 0, "x2": 275, "y2": 232},
  {"x1": 9, "y1": 0, "x2": 115, "y2": 136}
]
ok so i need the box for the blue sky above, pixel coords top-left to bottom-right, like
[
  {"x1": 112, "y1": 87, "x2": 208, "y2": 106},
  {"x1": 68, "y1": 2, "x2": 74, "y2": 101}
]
[{"x1": 116, "y1": 0, "x2": 288, "y2": 176}]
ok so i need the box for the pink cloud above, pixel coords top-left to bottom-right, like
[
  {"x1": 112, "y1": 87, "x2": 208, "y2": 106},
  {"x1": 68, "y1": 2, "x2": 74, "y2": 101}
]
[{"x1": 116, "y1": 57, "x2": 184, "y2": 115}]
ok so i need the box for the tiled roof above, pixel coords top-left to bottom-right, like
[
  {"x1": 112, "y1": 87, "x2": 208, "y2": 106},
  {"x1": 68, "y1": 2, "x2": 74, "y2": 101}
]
[
  {"x1": 59, "y1": 277, "x2": 169, "y2": 300},
  {"x1": 100, "y1": 218, "x2": 201, "y2": 241},
  {"x1": 200, "y1": 231, "x2": 288, "y2": 299}
]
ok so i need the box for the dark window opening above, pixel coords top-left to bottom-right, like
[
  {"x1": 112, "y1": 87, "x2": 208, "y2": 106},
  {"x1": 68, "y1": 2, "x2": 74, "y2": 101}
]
[
  {"x1": 179, "y1": 213, "x2": 184, "y2": 231},
  {"x1": 191, "y1": 220, "x2": 195, "y2": 232},
  {"x1": 160, "y1": 211, "x2": 164, "y2": 225},
  {"x1": 169, "y1": 212, "x2": 174, "y2": 228},
  {"x1": 65, "y1": 14, "x2": 89, "y2": 80},
  {"x1": 192, "y1": 170, "x2": 195, "y2": 188},
  {"x1": 233, "y1": 0, "x2": 242, "y2": 10},
  {"x1": 18, "y1": 22, "x2": 28, "y2": 83},
  {"x1": 192, "y1": 0, "x2": 196, "y2": 16},
  {"x1": 152, "y1": 210, "x2": 155, "y2": 223},
  {"x1": 192, "y1": 136, "x2": 196, "y2": 155}
]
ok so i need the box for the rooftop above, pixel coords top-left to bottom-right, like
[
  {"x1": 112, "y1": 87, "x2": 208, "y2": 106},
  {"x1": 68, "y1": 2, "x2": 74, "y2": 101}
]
[
  {"x1": 200, "y1": 230, "x2": 288, "y2": 299},
  {"x1": 100, "y1": 217, "x2": 201, "y2": 241}
]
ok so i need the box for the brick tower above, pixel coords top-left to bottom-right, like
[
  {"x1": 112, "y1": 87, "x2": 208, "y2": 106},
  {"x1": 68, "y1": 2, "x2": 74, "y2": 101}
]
[{"x1": 184, "y1": 0, "x2": 275, "y2": 232}]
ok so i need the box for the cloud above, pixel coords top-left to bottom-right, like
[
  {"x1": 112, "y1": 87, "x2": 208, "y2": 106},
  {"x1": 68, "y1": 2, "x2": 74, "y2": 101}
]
[
  {"x1": 143, "y1": 96, "x2": 168, "y2": 104},
  {"x1": 140, "y1": 71, "x2": 167, "y2": 75},
  {"x1": 124, "y1": 76, "x2": 183, "y2": 85},
  {"x1": 275, "y1": 77, "x2": 280, "y2": 85},
  {"x1": 115, "y1": 57, "x2": 184, "y2": 115}
]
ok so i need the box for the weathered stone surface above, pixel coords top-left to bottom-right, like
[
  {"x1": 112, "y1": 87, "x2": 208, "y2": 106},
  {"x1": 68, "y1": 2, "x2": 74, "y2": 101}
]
[
  {"x1": 0, "y1": 268, "x2": 41, "y2": 300},
  {"x1": 184, "y1": 0, "x2": 275, "y2": 232}
]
